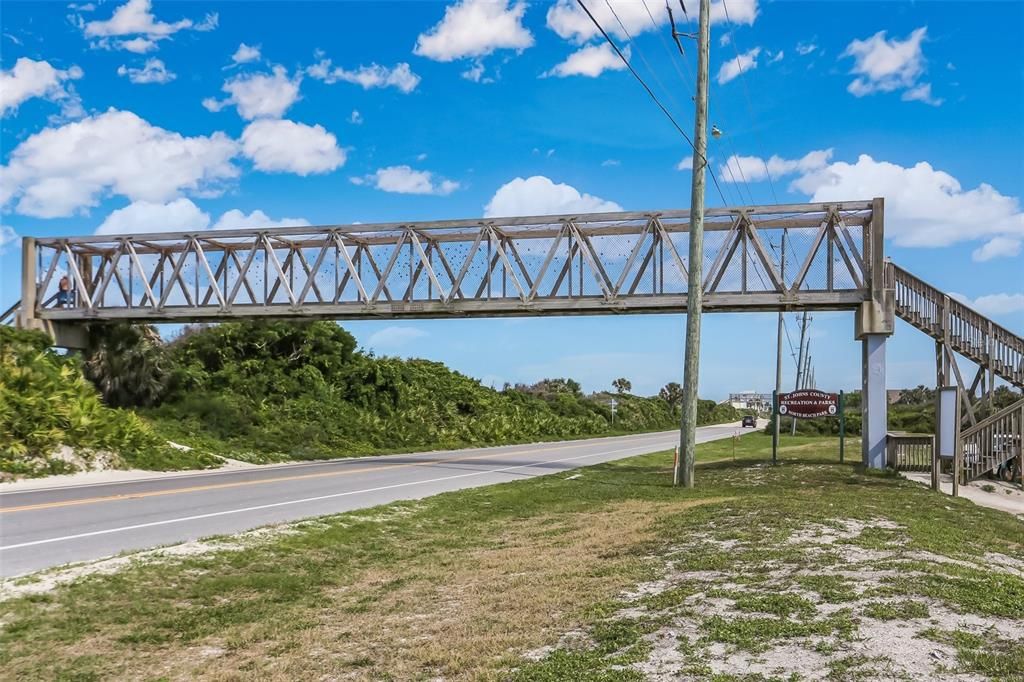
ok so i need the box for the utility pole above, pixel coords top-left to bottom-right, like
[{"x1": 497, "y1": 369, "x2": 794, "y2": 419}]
[
  {"x1": 675, "y1": 0, "x2": 710, "y2": 488},
  {"x1": 773, "y1": 230, "x2": 787, "y2": 463},
  {"x1": 791, "y1": 310, "x2": 809, "y2": 435}
]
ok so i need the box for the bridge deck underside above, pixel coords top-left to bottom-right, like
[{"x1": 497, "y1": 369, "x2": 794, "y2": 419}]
[{"x1": 29, "y1": 202, "x2": 876, "y2": 323}]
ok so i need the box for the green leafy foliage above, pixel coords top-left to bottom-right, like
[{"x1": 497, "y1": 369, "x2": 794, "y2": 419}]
[
  {"x1": 2, "y1": 320, "x2": 743, "y2": 474},
  {"x1": 0, "y1": 327, "x2": 216, "y2": 478},
  {"x1": 83, "y1": 323, "x2": 168, "y2": 408},
  {"x1": 145, "y1": 320, "x2": 741, "y2": 461}
]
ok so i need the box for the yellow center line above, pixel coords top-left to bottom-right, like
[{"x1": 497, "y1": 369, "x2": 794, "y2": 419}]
[{"x1": 1, "y1": 436, "x2": 672, "y2": 514}]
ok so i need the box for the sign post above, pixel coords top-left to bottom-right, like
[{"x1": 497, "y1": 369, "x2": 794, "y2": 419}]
[
  {"x1": 839, "y1": 390, "x2": 846, "y2": 463},
  {"x1": 771, "y1": 390, "x2": 779, "y2": 464}
]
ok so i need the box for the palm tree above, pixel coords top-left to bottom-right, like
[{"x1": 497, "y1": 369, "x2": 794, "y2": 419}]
[
  {"x1": 83, "y1": 323, "x2": 168, "y2": 408},
  {"x1": 659, "y1": 382, "x2": 683, "y2": 414}
]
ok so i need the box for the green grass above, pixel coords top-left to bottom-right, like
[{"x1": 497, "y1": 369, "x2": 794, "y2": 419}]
[
  {"x1": 862, "y1": 599, "x2": 930, "y2": 621},
  {"x1": 1, "y1": 434, "x2": 1021, "y2": 681}
]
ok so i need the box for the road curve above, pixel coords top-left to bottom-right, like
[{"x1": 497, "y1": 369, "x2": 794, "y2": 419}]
[{"x1": 0, "y1": 425, "x2": 749, "y2": 577}]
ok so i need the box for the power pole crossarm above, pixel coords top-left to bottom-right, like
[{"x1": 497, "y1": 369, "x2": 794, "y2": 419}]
[{"x1": 674, "y1": 0, "x2": 710, "y2": 488}]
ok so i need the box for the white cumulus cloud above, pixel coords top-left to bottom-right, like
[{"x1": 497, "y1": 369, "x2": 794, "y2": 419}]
[
  {"x1": 356, "y1": 166, "x2": 460, "y2": 196},
  {"x1": 544, "y1": 43, "x2": 628, "y2": 78},
  {"x1": 676, "y1": 156, "x2": 694, "y2": 171},
  {"x1": 81, "y1": 0, "x2": 217, "y2": 51},
  {"x1": 414, "y1": 0, "x2": 533, "y2": 62},
  {"x1": 231, "y1": 43, "x2": 260, "y2": 65},
  {"x1": 95, "y1": 198, "x2": 210, "y2": 234},
  {"x1": 719, "y1": 149, "x2": 833, "y2": 183},
  {"x1": 95, "y1": 201, "x2": 311, "y2": 235},
  {"x1": 203, "y1": 65, "x2": 301, "y2": 120},
  {"x1": 901, "y1": 82, "x2": 943, "y2": 106},
  {"x1": 842, "y1": 27, "x2": 939, "y2": 104},
  {"x1": 211, "y1": 209, "x2": 310, "y2": 230},
  {"x1": 788, "y1": 153, "x2": 1024, "y2": 248},
  {"x1": 240, "y1": 119, "x2": 344, "y2": 175},
  {"x1": 717, "y1": 47, "x2": 760, "y2": 84},
  {"x1": 1, "y1": 109, "x2": 238, "y2": 218},
  {"x1": 971, "y1": 236, "x2": 1022, "y2": 263},
  {"x1": 117, "y1": 58, "x2": 175, "y2": 84},
  {"x1": 484, "y1": 176, "x2": 621, "y2": 217},
  {"x1": 546, "y1": 0, "x2": 756, "y2": 45},
  {"x1": 1, "y1": 57, "x2": 83, "y2": 117},
  {"x1": 307, "y1": 59, "x2": 420, "y2": 93},
  {"x1": 970, "y1": 293, "x2": 1024, "y2": 316}
]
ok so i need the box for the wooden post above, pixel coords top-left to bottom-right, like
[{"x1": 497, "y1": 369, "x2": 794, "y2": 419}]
[
  {"x1": 839, "y1": 390, "x2": 846, "y2": 463},
  {"x1": 930, "y1": 433, "x2": 939, "y2": 491},
  {"x1": 675, "y1": 0, "x2": 710, "y2": 489},
  {"x1": 771, "y1": 389, "x2": 779, "y2": 464},
  {"x1": 19, "y1": 236, "x2": 37, "y2": 329}
]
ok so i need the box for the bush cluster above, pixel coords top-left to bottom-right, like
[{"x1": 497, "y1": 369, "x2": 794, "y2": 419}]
[
  {"x1": 2, "y1": 320, "x2": 745, "y2": 473},
  {"x1": 0, "y1": 327, "x2": 216, "y2": 478},
  {"x1": 143, "y1": 320, "x2": 740, "y2": 460}
]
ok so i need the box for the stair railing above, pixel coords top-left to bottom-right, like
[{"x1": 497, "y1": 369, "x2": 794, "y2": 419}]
[{"x1": 958, "y1": 398, "x2": 1024, "y2": 483}]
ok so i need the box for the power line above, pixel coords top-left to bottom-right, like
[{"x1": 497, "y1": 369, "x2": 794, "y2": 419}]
[
  {"x1": 644, "y1": 0, "x2": 755, "y2": 207},
  {"x1": 639, "y1": 0, "x2": 751, "y2": 207},
  {"x1": 720, "y1": 0, "x2": 780, "y2": 205},
  {"x1": 574, "y1": 0, "x2": 729, "y2": 206}
]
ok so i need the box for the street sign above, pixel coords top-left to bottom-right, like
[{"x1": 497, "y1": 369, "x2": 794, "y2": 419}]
[{"x1": 778, "y1": 389, "x2": 839, "y2": 419}]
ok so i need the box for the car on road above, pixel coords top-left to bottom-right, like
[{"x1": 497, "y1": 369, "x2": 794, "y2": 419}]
[{"x1": 742, "y1": 415, "x2": 757, "y2": 428}]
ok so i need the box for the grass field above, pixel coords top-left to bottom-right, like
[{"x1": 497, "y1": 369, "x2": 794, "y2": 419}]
[{"x1": 2, "y1": 434, "x2": 1022, "y2": 681}]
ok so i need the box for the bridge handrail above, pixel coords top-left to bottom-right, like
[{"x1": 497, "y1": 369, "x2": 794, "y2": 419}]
[
  {"x1": 886, "y1": 262, "x2": 1024, "y2": 387},
  {"x1": 886, "y1": 432, "x2": 933, "y2": 472},
  {"x1": 959, "y1": 398, "x2": 1024, "y2": 482},
  {"x1": 887, "y1": 262, "x2": 1024, "y2": 348}
]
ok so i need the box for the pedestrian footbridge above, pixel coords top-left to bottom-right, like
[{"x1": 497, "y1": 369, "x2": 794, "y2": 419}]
[{"x1": 6, "y1": 198, "x2": 1021, "y2": 477}]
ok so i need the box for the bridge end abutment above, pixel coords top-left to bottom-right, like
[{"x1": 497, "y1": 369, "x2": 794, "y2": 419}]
[{"x1": 18, "y1": 236, "x2": 88, "y2": 350}]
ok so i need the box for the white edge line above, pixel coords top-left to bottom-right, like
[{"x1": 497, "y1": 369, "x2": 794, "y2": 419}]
[
  {"x1": 1, "y1": 441, "x2": 677, "y2": 552},
  {"x1": 0, "y1": 430, "x2": 683, "y2": 496}
]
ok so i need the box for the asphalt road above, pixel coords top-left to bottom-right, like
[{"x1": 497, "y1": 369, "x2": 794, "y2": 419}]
[{"x1": 0, "y1": 425, "x2": 750, "y2": 577}]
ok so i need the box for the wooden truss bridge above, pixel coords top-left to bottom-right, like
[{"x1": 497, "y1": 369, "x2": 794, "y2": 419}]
[
  {"x1": 20, "y1": 200, "x2": 878, "y2": 323},
  {"x1": 8, "y1": 198, "x2": 1022, "y2": 480}
]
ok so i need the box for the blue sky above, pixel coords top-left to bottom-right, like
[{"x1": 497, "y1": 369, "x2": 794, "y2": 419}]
[{"x1": 1, "y1": 0, "x2": 1022, "y2": 399}]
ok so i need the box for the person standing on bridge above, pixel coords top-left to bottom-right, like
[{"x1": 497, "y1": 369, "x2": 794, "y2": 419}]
[{"x1": 56, "y1": 275, "x2": 71, "y2": 307}]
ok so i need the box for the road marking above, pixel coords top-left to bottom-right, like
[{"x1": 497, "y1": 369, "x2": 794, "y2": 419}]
[
  {"x1": 0, "y1": 434, "x2": 678, "y2": 514},
  {"x1": 0, "y1": 444, "x2": 663, "y2": 552},
  {"x1": 0, "y1": 431, "x2": 681, "y2": 496}
]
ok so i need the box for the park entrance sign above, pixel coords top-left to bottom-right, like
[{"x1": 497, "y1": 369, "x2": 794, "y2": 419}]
[
  {"x1": 772, "y1": 389, "x2": 847, "y2": 464},
  {"x1": 779, "y1": 389, "x2": 839, "y2": 419}
]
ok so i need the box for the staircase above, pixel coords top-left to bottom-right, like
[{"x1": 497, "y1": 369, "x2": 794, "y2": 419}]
[
  {"x1": 886, "y1": 262, "x2": 1024, "y2": 389},
  {"x1": 959, "y1": 398, "x2": 1024, "y2": 482}
]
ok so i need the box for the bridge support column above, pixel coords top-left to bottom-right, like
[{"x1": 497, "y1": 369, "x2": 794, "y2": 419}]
[
  {"x1": 861, "y1": 334, "x2": 888, "y2": 469},
  {"x1": 855, "y1": 282, "x2": 895, "y2": 470}
]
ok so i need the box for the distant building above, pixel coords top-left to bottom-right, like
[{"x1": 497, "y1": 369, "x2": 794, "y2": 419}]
[{"x1": 726, "y1": 392, "x2": 772, "y2": 412}]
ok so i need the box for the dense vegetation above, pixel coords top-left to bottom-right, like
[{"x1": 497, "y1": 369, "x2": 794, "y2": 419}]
[
  {"x1": 1, "y1": 320, "x2": 742, "y2": 476},
  {"x1": 143, "y1": 320, "x2": 741, "y2": 461},
  {"x1": 0, "y1": 327, "x2": 217, "y2": 478}
]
